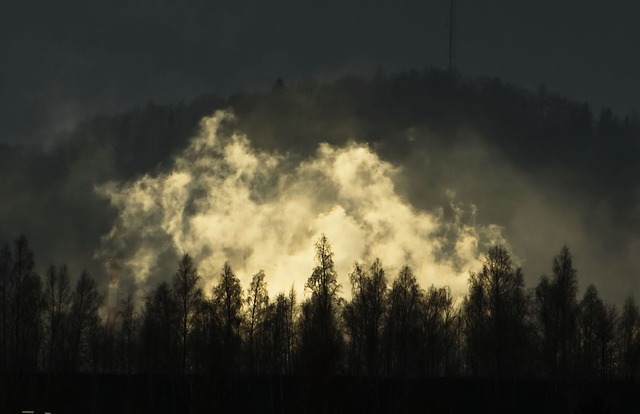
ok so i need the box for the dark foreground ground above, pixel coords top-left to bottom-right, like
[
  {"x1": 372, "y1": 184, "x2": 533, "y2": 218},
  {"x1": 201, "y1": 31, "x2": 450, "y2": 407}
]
[{"x1": 2, "y1": 373, "x2": 639, "y2": 413}]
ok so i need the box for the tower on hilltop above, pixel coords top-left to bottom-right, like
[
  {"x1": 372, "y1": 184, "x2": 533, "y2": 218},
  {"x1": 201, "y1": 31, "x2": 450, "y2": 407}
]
[{"x1": 448, "y1": 0, "x2": 457, "y2": 72}]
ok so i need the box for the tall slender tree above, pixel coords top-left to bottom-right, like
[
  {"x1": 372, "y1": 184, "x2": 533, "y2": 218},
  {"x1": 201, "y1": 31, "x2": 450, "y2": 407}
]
[
  {"x1": 245, "y1": 270, "x2": 268, "y2": 374},
  {"x1": 0, "y1": 243, "x2": 11, "y2": 372},
  {"x1": 213, "y1": 262, "x2": 243, "y2": 373},
  {"x1": 385, "y1": 265, "x2": 422, "y2": 376},
  {"x1": 117, "y1": 294, "x2": 138, "y2": 374},
  {"x1": 172, "y1": 253, "x2": 202, "y2": 374},
  {"x1": 7, "y1": 236, "x2": 42, "y2": 373},
  {"x1": 463, "y1": 246, "x2": 529, "y2": 377},
  {"x1": 141, "y1": 281, "x2": 179, "y2": 373},
  {"x1": 262, "y1": 291, "x2": 296, "y2": 375},
  {"x1": 619, "y1": 297, "x2": 640, "y2": 380},
  {"x1": 576, "y1": 284, "x2": 617, "y2": 380},
  {"x1": 300, "y1": 234, "x2": 343, "y2": 377},
  {"x1": 421, "y1": 285, "x2": 457, "y2": 377},
  {"x1": 552, "y1": 245, "x2": 579, "y2": 375},
  {"x1": 344, "y1": 259, "x2": 388, "y2": 376},
  {"x1": 535, "y1": 245, "x2": 579, "y2": 378},
  {"x1": 69, "y1": 270, "x2": 103, "y2": 372},
  {"x1": 43, "y1": 264, "x2": 71, "y2": 371},
  {"x1": 363, "y1": 259, "x2": 387, "y2": 376}
]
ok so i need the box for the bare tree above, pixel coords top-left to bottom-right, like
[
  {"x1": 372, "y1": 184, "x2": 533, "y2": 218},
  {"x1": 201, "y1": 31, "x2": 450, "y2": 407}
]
[
  {"x1": 534, "y1": 247, "x2": 579, "y2": 379},
  {"x1": 212, "y1": 262, "x2": 243, "y2": 373},
  {"x1": 385, "y1": 265, "x2": 422, "y2": 377},
  {"x1": 618, "y1": 297, "x2": 640, "y2": 380},
  {"x1": 69, "y1": 270, "x2": 103, "y2": 372},
  {"x1": 141, "y1": 281, "x2": 179, "y2": 373},
  {"x1": 172, "y1": 253, "x2": 202, "y2": 374},
  {"x1": 577, "y1": 284, "x2": 600, "y2": 379},
  {"x1": 117, "y1": 294, "x2": 139, "y2": 374},
  {"x1": 551, "y1": 245, "x2": 579, "y2": 376},
  {"x1": 577, "y1": 284, "x2": 617, "y2": 380},
  {"x1": 261, "y1": 291, "x2": 296, "y2": 375},
  {"x1": 7, "y1": 236, "x2": 42, "y2": 373},
  {"x1": 190, "y1": 296, "x2": 219, "y2": 373},
  {"x1": 597, "y1": 303, "x2": 618, "y2": 381},
  {"x1": 245, "y1": 270, "x2": 268, "y2": 374},
  {"x1": 43, "y1": 264, "x2": 71, "y2": 371},
  {"x1": 462, "y1": 271, "x2": 487, "y2": 376},
  {"x1": 285, "y1": 286, "x2": 297, "y2": 373},
  {"x1": 535, "y1": 276, "x2": 555, "y2": 375},
  {"x1": 0, "y1": 243, "x2": 11, "y2": 371},
  {"x1": 462, "y1": 246, "x2": 529, "y2": 377},
  {"x1": 344, "y1": 259, "x2": 388, "y2": 376},
  {"x1": 421, "y1": 285, "x2": 457, "y2": 377}
]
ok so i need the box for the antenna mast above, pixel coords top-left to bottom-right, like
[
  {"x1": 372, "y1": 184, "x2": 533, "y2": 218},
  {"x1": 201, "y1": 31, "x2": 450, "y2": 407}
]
[{"x1": 448, "y1": 0, "x2": 457, "y2": 72}]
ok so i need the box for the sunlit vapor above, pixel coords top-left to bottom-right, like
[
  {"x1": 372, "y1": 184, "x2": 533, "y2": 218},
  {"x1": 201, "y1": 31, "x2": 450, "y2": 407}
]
[{"x1": 97, "y1": 110, "x2": 506, "y2": 300}]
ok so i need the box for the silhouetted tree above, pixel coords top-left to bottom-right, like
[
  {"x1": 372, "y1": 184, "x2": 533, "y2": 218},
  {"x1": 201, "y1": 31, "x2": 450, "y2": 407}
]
[
  {"x1": 577, "y1": 285, "x2": 601, "y2": 379},
  {"x1": 462, "y1": 268, "x2": 487, "y2": 376},
  {"x1": 384, "y1": 265, "x2": 423, "y2": 377},
  {"x1": 69, "y1": 270, "x2": 103, "y2": 372},
  {"x1": 300, "y1": 235, "x2": 343, "y2": 377},
  {"x1": 141, "y1": 281, "x2": 180, "y2": 373},
  {"x1": 551, "y1": 246, "x2": 579, "y2": 373},
  {"x1": 284, "y1": 287, "x2": 298, "y2": 373},
  {"x1": 463, "y1": 246, "x2": 530, "y2": 377},
  {"x1": 597, "y1": 303, "x2": 618, "y2": 381},
  {"x1": 116, "y1": 294, "x2": 138, "y2": 374},
  {"x1": 597, "y1": 107, "x2": 618, "y2": 136},
  {"x1": 577, "y1": 284, "x2": 617, "y2": 380},
  {"x1": 5, "y1": 227, "x2": 640, "y2": 411},
  {"x1": 190, "y1": 295, "x2": 219, "y2": 373},
  {"x1": 618, "y1": 297, "x2": 640, "y2": 380},
  {"x1": 534, "y1": 245, "x2": 579, "y2": 379},
  {"x1": 212, "y1": 262, "x2": 243, "y2": 373},
  {"x1": 6, "y1": 236, "x2": 42, "y2": 373},
  {"x1": 535, "y1": 277, "x2": 555, "y2": 374},
  {"x1": 0, "y1": 243, "x2": 11, "y2": 372},
  {"x1": 343, "y1": 259, "x2": 387, "y2": 376},
  {"x1": 421, "y1": 285, "x2": 458, "y2": 376},
  {"x1": 43, "y1": 264, "x2": 71, "y2": 372},
  {"x1": 245, "y1": 270, "x2": 268, "y2": 374},
  {"x1": 262, "y1": 290, "x2": 296, "y2": 374},
  {"x1": 172, "y1": 254, "x2": 202, "y2": 374},
  {"x1": 86, "y1": 310, "x2": 106, "y2": 372}
]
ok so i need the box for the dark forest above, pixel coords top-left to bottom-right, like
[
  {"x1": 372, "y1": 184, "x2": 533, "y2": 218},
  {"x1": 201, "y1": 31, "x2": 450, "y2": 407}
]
[{"x1": 1, "y1": 233, "x2": 639, "y2": 412}]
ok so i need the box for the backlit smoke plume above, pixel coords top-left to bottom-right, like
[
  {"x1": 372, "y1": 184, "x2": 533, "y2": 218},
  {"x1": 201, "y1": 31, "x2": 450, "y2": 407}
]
[{"x1": 97, "y1": 111, "x2": 507, "y2": 299}]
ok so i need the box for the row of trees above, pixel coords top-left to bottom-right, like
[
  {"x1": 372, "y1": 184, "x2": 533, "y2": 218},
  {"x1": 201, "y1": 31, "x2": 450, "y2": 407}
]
[
  {"x1": 1, "y1": 235, "x2": 639, "y2": 382},
  {"x1": 0, "y1": 236, "x2": 104, "y2": 375}
]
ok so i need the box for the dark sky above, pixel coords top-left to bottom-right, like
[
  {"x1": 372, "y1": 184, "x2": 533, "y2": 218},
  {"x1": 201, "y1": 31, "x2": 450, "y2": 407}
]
[{"x1": 2, "y1": 0, "x2": 638, "y2": 144}]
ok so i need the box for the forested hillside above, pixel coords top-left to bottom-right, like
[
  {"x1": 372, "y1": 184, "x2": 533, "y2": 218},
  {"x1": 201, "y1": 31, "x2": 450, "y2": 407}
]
[{"x1": 1, "y1": 68, "x2": 639, "y2": 285}]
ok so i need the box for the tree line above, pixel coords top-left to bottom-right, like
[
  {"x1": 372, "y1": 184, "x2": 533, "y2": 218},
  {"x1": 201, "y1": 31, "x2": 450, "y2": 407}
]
[{"x1": 1, "y1": 234, "x2": 639, "y2": 385}]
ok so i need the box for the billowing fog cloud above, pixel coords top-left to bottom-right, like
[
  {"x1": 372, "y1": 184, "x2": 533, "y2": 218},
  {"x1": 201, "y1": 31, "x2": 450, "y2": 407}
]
[{"x1": 97, "y1": 110, "x2": 507, "y2": 299}]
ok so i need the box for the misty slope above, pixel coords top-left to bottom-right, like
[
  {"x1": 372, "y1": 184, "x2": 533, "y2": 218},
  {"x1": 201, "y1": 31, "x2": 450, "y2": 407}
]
[{"x1": 0, "y1": 67, "x2": 638, "y2": 302}]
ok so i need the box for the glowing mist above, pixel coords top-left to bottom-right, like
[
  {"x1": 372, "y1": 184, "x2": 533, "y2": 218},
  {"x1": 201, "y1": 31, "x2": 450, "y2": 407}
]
[{"x1": 97, "y1": 111, "x2": 506, "y2": 300}]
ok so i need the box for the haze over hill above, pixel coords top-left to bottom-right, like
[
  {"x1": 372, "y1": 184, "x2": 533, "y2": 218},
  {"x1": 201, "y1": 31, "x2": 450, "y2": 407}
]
[
  {"x1": 3, "y1": 1, "x2": 639, "y2": 145},
  {"x1": 1, "y1": 69, "x2": 638, "y2": 303}
]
